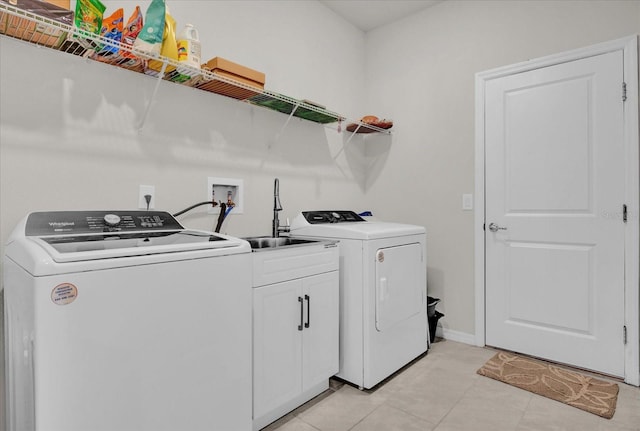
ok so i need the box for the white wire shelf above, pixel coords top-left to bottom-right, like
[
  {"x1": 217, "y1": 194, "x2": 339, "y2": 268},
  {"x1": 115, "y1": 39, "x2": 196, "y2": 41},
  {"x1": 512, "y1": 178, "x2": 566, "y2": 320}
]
[{"x1": 0, "y1": 2, "x2": 392, "y2": 135}]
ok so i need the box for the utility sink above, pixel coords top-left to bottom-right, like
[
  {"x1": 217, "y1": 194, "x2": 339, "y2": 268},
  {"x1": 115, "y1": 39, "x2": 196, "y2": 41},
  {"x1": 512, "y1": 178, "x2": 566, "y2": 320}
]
[
  {"x1": 245, "y1": 236, "x2": 320, "y2": 250},
  {"x1": 246, "y1": 236, "x2": 339, "y2": 287}
]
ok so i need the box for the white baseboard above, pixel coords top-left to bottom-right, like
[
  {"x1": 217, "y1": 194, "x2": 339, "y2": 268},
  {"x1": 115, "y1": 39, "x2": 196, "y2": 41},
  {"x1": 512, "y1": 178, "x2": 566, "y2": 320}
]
[{"x1": 438, "y1": 327, "x2": 476, "y2": 345}]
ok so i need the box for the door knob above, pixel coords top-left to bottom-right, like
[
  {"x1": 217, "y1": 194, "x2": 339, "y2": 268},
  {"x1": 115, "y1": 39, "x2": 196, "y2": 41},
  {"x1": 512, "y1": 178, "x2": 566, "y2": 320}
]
[{"x1": 488, "y1": 223, "x2": 507, "y2": 232}]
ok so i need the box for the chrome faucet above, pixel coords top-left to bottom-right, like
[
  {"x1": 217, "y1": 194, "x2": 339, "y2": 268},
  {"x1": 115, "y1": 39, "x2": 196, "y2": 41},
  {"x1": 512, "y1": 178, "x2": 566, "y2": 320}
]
[{"x1": 272, "y1": 178, "x2": 289, "y2": 237}]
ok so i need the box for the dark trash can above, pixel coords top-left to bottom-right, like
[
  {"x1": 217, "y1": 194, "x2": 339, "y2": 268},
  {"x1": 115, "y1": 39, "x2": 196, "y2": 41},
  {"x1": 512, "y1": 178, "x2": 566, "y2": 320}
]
[{"x1": 427, "y1": 296, "x2": 444, "y2": 343}]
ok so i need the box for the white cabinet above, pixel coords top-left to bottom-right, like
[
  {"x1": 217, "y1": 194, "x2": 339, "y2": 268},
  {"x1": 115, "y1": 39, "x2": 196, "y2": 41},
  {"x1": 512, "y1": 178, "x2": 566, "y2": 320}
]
[
  {"x1": 251, "y1": 242, "x2": 339, "y2": 431},
  {"x1": 301, "y1": 273, "x2": 340, "y2": 388}
]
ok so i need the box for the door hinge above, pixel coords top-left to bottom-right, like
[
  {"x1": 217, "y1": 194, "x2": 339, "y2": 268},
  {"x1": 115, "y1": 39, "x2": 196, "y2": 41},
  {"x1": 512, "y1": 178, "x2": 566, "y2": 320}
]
[
  {"x1": 624, "y1": 325, "x2": 627, "y2": 345},
  {"x1": 623, "y1": 204, "x2": 628, "y2": 223},
  {"x1": 623, "y1": 82, "x2": 627, "y2": 101}
]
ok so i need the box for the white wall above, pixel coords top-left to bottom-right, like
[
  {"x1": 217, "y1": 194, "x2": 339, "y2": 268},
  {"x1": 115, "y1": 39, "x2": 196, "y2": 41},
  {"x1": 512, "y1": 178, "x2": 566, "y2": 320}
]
[
  {"x1": 0, "y1": 0, "x2": 370, "y2": 246},
  {"x1": 0, "y1": 2, "x2": 370, "y2": 429},
  {"x1": 363, "y1": 0, "x2": 640, "y2": 339},
  {"x1": 2, "y1": 0, "x2": 640, "y2": 428}
]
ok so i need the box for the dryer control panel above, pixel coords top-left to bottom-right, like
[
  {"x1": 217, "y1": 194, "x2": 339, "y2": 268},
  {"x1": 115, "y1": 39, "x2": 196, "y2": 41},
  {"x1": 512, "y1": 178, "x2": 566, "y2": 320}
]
[
  {"x1": 302, "y1": 210, "x2": 366, "y2": 224},
  {"x1": 25, "y1": 211, "x2": 183, "y2": 236}
]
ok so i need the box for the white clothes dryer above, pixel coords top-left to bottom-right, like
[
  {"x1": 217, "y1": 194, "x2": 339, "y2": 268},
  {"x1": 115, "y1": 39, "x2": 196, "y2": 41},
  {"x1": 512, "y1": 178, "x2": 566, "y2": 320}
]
[
  {"x1": 290, "y1": 210, "x2": 428, "y2": 389},
  {"x1": 4, "y1": 210, "x2": 253, "y2": 431}
]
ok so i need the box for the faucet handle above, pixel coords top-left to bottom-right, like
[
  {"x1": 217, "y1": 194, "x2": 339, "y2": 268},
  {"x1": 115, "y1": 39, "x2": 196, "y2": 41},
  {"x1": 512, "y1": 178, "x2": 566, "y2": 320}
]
[{"x1": 278, "y1": 218, "x2": 291, "y2": 234}]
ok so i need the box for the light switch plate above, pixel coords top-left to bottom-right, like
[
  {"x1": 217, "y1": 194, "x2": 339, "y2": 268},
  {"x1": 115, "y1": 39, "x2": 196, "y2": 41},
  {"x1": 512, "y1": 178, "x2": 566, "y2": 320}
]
[{"x1": 462, "y1": 194, "x2": 473, "y2": 210}]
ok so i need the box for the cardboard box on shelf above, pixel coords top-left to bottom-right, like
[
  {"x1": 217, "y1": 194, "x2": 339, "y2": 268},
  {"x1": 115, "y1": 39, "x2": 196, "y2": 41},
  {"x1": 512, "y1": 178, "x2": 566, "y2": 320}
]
[
  {"x1": 210, "y1": 68, "x2": 265, "y2": 89},
  {"x1": 44, "y1": 0, "x2": 69, "y2": 9},
  {"x1": 198, "y1": 56, "x2": 266, "y2": 100},
  {"x1": 202, "y1": 57, "x2": 266, "y2": 87},
  {"x1": 0, "y1": 0, "x2": 73, "y2": 48}
]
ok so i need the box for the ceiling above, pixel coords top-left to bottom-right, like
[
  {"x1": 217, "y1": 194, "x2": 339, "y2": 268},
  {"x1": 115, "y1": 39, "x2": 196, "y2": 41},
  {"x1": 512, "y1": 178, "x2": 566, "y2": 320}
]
[{"x1": 319, "y1": 0, "x2": 442, "y2": 32}]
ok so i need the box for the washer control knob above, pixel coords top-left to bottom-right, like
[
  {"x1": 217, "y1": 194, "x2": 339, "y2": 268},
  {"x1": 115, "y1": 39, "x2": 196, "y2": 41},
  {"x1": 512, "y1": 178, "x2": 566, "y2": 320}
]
[{"x1": 103, "y1": 214, "x2": 122, "y2": 227}]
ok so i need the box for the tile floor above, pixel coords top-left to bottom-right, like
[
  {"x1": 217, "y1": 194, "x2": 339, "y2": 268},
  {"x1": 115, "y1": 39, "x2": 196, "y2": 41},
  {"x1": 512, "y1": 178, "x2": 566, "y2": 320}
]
[{"x1": 263, "y1": 340, "x2": 640, "y2": 431}]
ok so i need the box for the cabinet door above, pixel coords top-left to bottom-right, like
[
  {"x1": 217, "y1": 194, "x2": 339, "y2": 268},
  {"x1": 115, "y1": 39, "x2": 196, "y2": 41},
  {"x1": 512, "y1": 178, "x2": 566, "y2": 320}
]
[
  {"x1": 253, "y1": 280, "x2": 303, "y2": 419},
  {"x1": 301, "y1": 271, "x2": 340, "y2": 391}
]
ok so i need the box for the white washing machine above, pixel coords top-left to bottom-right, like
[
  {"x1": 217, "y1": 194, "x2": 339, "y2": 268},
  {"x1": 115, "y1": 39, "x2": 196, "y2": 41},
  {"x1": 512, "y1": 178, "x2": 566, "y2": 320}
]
[
  {"x1": 290, "y1": 210, "x2": 428, "y2": 389},
  {"x1": 4, "y1": 210, "x2": 253, "y2": 431}
]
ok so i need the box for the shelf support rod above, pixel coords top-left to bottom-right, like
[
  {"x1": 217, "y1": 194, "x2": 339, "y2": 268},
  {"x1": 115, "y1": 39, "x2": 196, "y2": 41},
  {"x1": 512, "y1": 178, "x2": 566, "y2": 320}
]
[
  {"x1": 272, "y1": 102, "x2": 301, "y2": 145},
  {"x1": 138, "y1": 59, "x2": 169, "y2": 132},
  {"x1": 332, "y1": 122, "x2": 362, "y2": 162},
  {"x1": 344, "y1": 123, "x2": 363, "y2": 145}
]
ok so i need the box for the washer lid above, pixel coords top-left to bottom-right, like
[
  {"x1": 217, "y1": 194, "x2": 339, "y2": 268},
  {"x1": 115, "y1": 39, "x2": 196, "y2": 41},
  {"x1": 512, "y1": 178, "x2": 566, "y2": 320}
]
[
  {"x1": 31, "y1": 230, "x2": 242, "y2": 263},
  {"x1": 10, "y1": 210, "x2": 248, "y2": 263}
]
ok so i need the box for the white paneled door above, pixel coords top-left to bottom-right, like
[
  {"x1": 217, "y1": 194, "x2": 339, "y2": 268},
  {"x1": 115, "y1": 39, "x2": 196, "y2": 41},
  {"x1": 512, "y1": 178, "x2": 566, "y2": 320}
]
[{"x1": 485, "y1": 50, "x2": 626, "y2": 377}]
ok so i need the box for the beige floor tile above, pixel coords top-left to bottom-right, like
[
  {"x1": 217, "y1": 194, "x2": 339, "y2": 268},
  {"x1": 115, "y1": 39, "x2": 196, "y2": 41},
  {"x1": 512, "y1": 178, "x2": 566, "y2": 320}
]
[
  {"x1": 375, "y1": 357, "x2": 437, "y2": 396},
  {"x1": 261, "y1": 413, "x2": 298, "y2": 431},
  {"x1": 266, "y1": 341, "x2": 640, "y2": 431},
  {"x1": 435, "y1": 375, "x2": 531, "y2": 431},
  {"x1": 604, "y1": 382, "x2": 640, "y2": 431},
  {"x1": 596, "y1": 423, "x2": 640, "y2": 431},
  {"x1": 295, "y1": 384, "x2": 387, "y2": 431},
  {"x1": 266, "y1": 416, "x2": 320, "y2": 431},
  {"x1": 384, "y1": 365, "x2": 477, "y2": 424},
  {"x1": 350, "y1": 404, "x2": 436, "y2": 431},
  {"x1": 429, "y1": 340, "x2": 497, "y2": 363},
  {"x1": 516, "y1": 394, "x2": 610, "y2": 431}
]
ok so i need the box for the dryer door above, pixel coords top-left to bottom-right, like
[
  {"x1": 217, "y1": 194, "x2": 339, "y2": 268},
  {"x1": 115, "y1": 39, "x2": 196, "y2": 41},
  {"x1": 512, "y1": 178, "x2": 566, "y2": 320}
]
[{"x1": 375, "y1": 242, "x2": 424, "y2": 331}]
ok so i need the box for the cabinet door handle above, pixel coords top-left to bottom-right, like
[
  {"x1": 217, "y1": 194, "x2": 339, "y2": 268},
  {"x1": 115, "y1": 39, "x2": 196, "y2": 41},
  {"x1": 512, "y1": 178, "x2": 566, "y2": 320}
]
[
  {"x1": 298, "y1": 296, "x2": 304, "y2": 331},
  {"x1": 304, "y1": 294, "x2": 310, "y2": 328}
]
